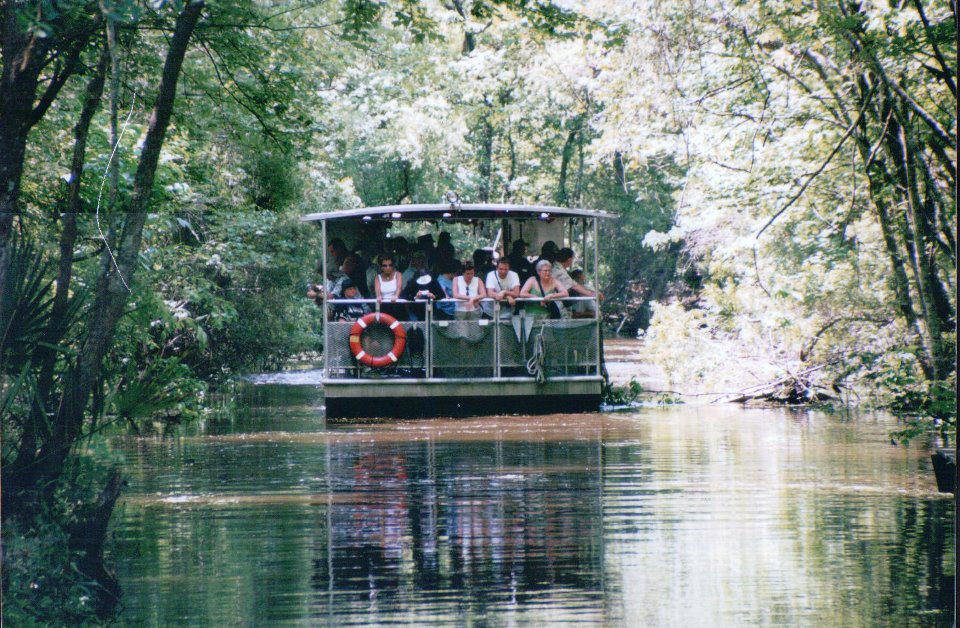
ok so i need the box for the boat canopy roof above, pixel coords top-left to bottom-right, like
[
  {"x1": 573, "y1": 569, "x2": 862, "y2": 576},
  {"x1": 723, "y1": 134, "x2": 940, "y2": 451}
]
[{"x1": 300, "y1": 203, "x2": 616, "y2": 223}]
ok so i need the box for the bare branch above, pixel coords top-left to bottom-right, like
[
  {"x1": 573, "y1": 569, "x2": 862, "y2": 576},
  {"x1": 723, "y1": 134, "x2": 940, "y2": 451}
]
[
  {"x1": 912, "y1": 0, "x2": 957, "y2": 98},
  {"x1": 756, "y1": 86, "x2": 876, "y2": 238}
]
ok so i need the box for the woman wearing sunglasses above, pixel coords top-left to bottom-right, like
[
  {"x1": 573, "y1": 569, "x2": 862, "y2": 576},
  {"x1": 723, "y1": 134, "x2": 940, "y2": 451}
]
[
  {"x1": 375, "y1": 254, "x2": 406, "y2": 319},
  {"x1": 453, "y1": 261, "x2": 487, "y2": 320}
]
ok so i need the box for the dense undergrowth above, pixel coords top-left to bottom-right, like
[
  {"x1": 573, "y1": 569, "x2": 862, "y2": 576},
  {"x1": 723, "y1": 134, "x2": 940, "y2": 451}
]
[{"x1": 2, "y1": 210, "x2": 321, "y2": 621}]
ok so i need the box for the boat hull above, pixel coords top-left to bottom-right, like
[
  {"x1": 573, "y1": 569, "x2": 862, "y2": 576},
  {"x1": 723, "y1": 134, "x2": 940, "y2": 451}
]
[{"x1": 323, "y1": 377, "x2": 603, "y2": 420}]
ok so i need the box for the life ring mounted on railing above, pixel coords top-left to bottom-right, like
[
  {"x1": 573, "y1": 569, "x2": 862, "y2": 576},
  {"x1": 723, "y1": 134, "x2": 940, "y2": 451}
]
[{"x1": 349, "y1": 312, "x2": 407, "y2": 368}]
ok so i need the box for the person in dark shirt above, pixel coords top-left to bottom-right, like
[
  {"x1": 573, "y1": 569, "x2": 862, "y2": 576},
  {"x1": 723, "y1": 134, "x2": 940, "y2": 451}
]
[
  {"x1": 534, "y1": 240, "x2": 558, "y2": 268},
  {"x1": 434, "y1": 261, "x2": 458, "y2": 320},
  {"x1": 508, "y1": 239, "x2": 533, "y2": 283},
  {"x1": 327, "y1": 238, "x2": 348, "y2": 269},
  {"x1": 472, "y1": 248, "x2": 494, "y2": 278},
  {"x1": 417, "y1": 234, "x2": 435, "y2": 266}
]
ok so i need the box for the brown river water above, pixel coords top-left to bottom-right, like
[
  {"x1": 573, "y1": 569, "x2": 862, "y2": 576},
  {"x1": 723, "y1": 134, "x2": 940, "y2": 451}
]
[{"x1": 107, "y1": 341, "x2": 954, "y2": 625}]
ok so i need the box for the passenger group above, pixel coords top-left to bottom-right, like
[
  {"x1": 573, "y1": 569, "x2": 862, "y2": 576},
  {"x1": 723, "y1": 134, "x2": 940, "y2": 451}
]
[{"x1": 307, "y1": 233, "x2": 600, "y2": 322}]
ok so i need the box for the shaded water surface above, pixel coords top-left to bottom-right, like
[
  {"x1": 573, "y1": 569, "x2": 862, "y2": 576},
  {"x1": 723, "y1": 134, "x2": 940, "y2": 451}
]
[{"x1": 109, "y1": 384, "x2": 954, "y2": 625}]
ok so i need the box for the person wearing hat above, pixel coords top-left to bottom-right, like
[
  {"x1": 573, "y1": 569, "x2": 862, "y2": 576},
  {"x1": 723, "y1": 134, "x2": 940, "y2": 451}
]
[
  {"x1": 400, "y1": 269, "x2": 445, "y2": 321},
  {"x1": 331, "y1": 277, "x2": 370, "y2": 321}
]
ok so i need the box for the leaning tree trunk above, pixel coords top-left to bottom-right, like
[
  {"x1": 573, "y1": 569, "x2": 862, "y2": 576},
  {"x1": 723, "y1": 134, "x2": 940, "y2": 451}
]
[{"x1": 35, "y1": 0, "x2": 205, "y2": 490}]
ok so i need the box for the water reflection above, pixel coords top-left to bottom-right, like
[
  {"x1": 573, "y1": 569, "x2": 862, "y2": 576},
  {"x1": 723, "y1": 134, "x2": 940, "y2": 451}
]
[{"x1": 109, "y1": 400, "x2": 954, "y2": 625}]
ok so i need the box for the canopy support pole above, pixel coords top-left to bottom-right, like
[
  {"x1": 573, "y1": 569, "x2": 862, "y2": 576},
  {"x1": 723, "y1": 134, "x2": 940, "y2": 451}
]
[
  {"x1": 322, "y1": 220, "x2": 329, "y2": 379},
  {"x1": 593, "y1": 217, "x2": 601, "y2": 376}
]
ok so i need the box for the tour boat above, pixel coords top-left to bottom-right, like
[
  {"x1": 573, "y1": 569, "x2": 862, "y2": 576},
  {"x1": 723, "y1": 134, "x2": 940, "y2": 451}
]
[{"x1": 301, "y1": 201, "x2": 614, "y2": 419}]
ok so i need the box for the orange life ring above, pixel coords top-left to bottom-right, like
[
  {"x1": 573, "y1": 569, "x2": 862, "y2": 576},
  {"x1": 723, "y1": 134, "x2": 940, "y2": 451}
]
[{"x1": 348, "y1": 312, "x2": 407, "y2": 367}]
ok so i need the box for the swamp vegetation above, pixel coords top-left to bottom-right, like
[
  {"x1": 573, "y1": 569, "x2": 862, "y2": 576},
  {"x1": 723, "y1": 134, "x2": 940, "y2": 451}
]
[{"x1": 0, "y1": 0, "x2": 955, "y2": 622}]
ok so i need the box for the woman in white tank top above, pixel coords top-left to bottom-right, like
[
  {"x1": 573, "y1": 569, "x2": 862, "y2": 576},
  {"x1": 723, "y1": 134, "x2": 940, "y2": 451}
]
[
  {"x1": 375, "y1": 255, "x2": 402, "y2": 302},
  {"x1": 453, "y1": 262, "x2": 486, "y2": 316}
]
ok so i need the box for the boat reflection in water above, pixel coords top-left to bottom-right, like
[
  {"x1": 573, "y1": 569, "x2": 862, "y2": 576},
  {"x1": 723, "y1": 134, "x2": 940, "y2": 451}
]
[
  {"x1": 313, "y1": 437, "x2": 605, "y2": 619},
  {"x1": 110, "y1": 387, "x2": 954, "y2": 625}
]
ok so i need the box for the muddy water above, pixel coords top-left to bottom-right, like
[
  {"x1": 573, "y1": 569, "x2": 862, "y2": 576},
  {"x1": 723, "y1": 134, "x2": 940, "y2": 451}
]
[{"x1": 109, "y1": 373, "x2": 954, "y2": 625}]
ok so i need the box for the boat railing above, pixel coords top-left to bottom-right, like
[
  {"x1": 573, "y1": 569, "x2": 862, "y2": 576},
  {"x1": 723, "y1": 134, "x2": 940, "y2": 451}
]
[
  {"x1": 325, "y1": 297, "x2": 599, "y2": 303},
  {"x1": 323, "y1": 297, "x2": 601, "y2": 381}
]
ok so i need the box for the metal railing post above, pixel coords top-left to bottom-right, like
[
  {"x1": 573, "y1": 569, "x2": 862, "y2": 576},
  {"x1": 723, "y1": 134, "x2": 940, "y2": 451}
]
[
  {"x1": 426, "y1": 301, "x2": 433, "y2": 379},
  {"x1": 321, "y1": 220, "x2": 329, "y2": 379},
  {"x1": 494, "y1": 300, "x2": 501, "y2": 377},
  {"x1": 520, "y1": 307, "x2": 527, "y2": 369}
]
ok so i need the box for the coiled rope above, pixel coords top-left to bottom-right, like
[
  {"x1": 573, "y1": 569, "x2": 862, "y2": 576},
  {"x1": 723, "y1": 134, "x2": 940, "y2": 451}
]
[{"x1": 525, "y1": 324, "x2": 546, "y2": 384}]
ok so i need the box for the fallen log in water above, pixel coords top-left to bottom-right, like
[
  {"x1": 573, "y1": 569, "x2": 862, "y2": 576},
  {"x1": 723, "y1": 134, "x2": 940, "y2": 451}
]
[{"x1": 725, "y1": 364, "x2": 839, "y2": 405}]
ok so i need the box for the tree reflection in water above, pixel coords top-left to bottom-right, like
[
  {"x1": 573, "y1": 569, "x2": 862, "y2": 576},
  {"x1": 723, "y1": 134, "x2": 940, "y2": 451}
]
[{"x1": 110, "y1": 403, "x2": 954, "y2": 625}]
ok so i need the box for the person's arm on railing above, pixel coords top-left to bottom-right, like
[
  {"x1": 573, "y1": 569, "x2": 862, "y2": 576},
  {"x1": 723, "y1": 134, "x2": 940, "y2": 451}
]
[
  {"x1": 545, "y1": 287, "x2": 569, "y2": 300},
  {"x1": 568, "y1": 282, "x2": 594, "y2": 297},
  {"x1": 519, "y1": 277, "x2": 537, "y2": 300},
  {"x1": 473, "y1": 281, "x2": 487, "y2": 307}
]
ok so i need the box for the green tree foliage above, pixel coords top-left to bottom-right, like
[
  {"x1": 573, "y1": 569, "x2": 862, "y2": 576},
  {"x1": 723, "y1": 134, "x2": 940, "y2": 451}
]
[
  {"x1": 6, "y1": 0, "x2": 646, "y2": 620},
  {"x1": 585, "y1": 0, "x2": 955, "y2": 434},
  {"x1": 3, "y1": 0, "x2": 953, "y2": 620}
]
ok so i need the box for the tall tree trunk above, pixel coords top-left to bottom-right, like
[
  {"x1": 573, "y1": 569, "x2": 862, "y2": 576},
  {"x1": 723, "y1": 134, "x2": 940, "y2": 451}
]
[
  {"x1": 555, "y1": 115, "x2": 583, "y2": 207},
  {"x1": 915, "y1": 145, "x2": 957, "y2": 264},
  {"x1": 866, "y1": 171, "x2": 932, "y2": 377},
  {"x1": 476, "y1": 102, "x2": 494, "y2": 203},
  {"x1": 8, "y1": 46, "x2": 110, "y2": 494},
  {"x1": 450, "y1": 0, "x2": 475, "y2": 54},
  {"x1": 0, "y1": 8, "x2": 97, "y2": 323},
  {"x1": 395, "y1": 159, "x2": 412, "y2": 204},
  {"x1": 105, "y1": 10, "x2": 121, "y2": 214},
  {"x1": 852, "y1": 98, "x2": 932, "y2": 376},
  {"x1": 0, "y1": 33, "x2": 41, "y2": 318},
  {"x1": 884, "y1": 110, "x2": 953, "y2": 380},
  {"x1": 574, "y1": 126, "x2": 585, "y2": 207},
  {"x1": 35, "y1": 0, "x2": 205, "y2": 487},
  {"x1": 613, "y1": 151, "x2": 627, "y2": 193},
  {"x1": 898, "y1": 120, "x2": 956, "y2": 379},
  {"x1": 503, "y1": 121, "x2": 516, "y2": 202}
]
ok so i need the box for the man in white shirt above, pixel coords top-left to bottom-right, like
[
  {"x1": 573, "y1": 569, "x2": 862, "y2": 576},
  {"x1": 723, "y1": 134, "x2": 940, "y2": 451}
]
[{"x1": 484, "y1": 257, "x2": 521, "y2": 318}]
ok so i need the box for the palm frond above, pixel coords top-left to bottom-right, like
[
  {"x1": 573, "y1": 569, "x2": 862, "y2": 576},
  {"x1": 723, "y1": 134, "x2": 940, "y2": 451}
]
[{"x1": 1, "y1": 237, "x2": 54, "y2": 375}]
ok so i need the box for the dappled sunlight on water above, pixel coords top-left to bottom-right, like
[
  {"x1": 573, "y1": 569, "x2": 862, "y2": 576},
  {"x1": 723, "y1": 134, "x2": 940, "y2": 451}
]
[{"x1": 108, "y1": 384, "x2": 954, "y2": 625}]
